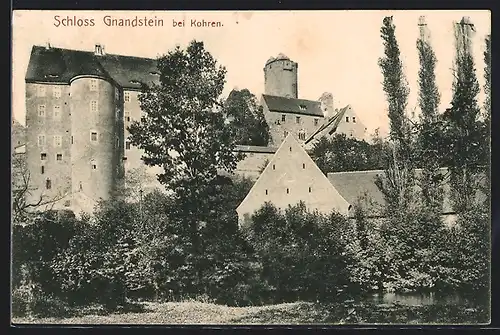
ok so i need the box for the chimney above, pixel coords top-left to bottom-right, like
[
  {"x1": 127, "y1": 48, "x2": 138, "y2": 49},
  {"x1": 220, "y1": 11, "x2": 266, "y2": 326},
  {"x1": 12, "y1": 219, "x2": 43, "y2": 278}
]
[
  {"x1": 94, "y1": 44, "x2": 105, "y2": 56},
  {"x1": 318, "y1": 92, "x2": 334, "y2": 119}
]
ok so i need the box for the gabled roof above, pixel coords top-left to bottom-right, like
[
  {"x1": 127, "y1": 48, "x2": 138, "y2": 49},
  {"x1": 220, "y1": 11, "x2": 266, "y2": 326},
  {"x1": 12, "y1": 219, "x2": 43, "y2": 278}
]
[
  {"x1": 25, "y1": 45, "x2": 159, "y2": 89},
  {"x1": 237, "y1": 134, "x2": 350, "y2": 223},
  {"x1": 305, "y1": 106, "x2": 349, "y2": 144},
  {"x1": 262, "y1": 94, "x2": 325, "y2": 117},
  {"x1": 327, "y1": 168, "x2": 488, "y2": 216}
]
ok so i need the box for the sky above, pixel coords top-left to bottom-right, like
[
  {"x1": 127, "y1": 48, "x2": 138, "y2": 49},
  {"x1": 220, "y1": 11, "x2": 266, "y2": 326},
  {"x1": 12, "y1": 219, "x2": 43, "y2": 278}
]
[{"x1": 12, "y1": 10, "x2": 491, "y2": 137}]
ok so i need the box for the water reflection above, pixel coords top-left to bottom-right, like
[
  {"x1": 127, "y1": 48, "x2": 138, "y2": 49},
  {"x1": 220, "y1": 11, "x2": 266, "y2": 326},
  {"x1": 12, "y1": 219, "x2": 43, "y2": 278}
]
[{"x1": 369, "y1": 292, "x2": 469, "y2": 306}]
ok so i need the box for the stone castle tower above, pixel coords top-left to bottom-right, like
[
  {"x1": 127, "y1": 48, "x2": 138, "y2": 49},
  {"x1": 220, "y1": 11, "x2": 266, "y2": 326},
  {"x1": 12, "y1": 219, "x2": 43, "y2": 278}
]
[{"x1": 263, "y1": 53, "x2": 298, "y2": 99}]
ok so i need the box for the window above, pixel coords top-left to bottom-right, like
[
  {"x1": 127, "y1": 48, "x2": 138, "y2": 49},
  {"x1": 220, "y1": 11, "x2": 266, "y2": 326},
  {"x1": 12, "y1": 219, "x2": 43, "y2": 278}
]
[
  {"x1": 289, "y1": 146, "x2": 292, "y2": 152},
  {"x1": 296, "y1": 116, "x2": 301, "y2": 124},
  {"x1": 90, "y1": 100, "x2": 98, "y2": 112},
  {"x1": 309, "y1": 186, "x2": 312, "y2": 193},
  {"x1": 314, "y1": 118, "x2": 319, "y2": 126},
  {"x1": 41, "y1": 166, "x2": 45, "y2": 174},
  {"x1": 38, "y1": 135, "x2": 46, "y2": 146},
  {"x1": 54, "y1": 135, "x2": 62, "y2": 147},
  {"x1": 91, "y1": 160, "x2": 97, "y2": 170},
  {"x1": 53, "y1": 86, "x2": 61, "y2": 98},
  {"x1": 56, "y1": 153, "x2": 63, "y2": 161},
  {"x1": 40, "y1": 153, "x2": 47, "y2": 160},
  {"x1": 298, "y1": 131, "x2": 306, "y2": 140},
  {"x1": 53, "y1": 105, "x2": 61, "y2": 119},
  {"x1": 353, "y1": 116, "x2": 356, "y2": 123},
  {"x1": 281, "y1": 115, "x2": 286, "y2": 122},
  {"x1": 71, "y1": 136, "x2": 74, "y2": 144},
  {"x1": 265, "y1": 189, "x2": 268, "y2": 195},
  {"x1": 125, "y1": 111, "x2": 131, "y2": 122},
  {"x1": 299, "y1": 105, "x2": 307, "y2": 111},
  {"x1": 286, "y1": 188, "x2": 289, "y2": 194},
  {"x1": 122, "y1": 156, "x2": 128, "y2": 161},
  {"x1": 38, "y1": 105, "x2": 46, "y2": 117},
  {"x1": 284, "y1": 130, "x2": 288, "y2": 137},
  {"x1": 79, "y1": 181, "x2": 83, "y2": 191},
  {"x1": 346, "y1": 116, "x2": 349, "y2": 122},
  {"x1": 124, "y1": 92, "x2": 131, "y2": 102},
  {"x1": 37, "y1": 85, "x2": 46, "y2": 97},
  {"x1": 90, "y1": 131, "x2": 98, "y2": 142},
  {"x1": 302, "y1": 163, "x2": 305, "y2": 169},
  {"x1": 125, "y1": 141, "x2": 131, "y2": 150},
  {"x1": 45, "y1": 178, "x2": 51, "y2": 189},
  {"x1": 272, "y1": 164, "x2": 275, "y2": 170},
  {"x1": 90, "y1": 79, "x2": 98, "y2": 91}
]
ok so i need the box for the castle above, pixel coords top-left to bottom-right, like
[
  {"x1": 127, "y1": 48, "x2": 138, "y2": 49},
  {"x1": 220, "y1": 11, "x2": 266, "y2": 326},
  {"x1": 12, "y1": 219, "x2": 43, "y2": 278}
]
[{"x1": 18, "y1": 44, "x2": 366, "y2": 215}]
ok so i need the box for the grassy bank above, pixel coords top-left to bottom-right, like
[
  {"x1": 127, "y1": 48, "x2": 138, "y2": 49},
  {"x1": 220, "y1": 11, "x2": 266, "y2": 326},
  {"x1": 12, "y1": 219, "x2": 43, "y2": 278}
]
[{"x1": 11, "y1": 300, "x2": 489, "y2": 325}]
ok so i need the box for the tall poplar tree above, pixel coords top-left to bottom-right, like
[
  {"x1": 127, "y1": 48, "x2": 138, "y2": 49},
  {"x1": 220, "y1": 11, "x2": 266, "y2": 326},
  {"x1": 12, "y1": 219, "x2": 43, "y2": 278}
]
[
  {"x1": 443, "y1": 18, "x2": 484, "y2": 212},
  {"x1": 376, "y1": 16, "x2": 415, "y2": 215},
  {"x1": 416, "y1": 16, "x2": 443, "y2": 214}
]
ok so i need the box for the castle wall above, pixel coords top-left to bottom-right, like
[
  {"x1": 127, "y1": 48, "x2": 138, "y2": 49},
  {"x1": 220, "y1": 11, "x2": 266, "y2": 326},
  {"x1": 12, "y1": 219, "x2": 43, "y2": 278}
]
[
  {"x1": 70, "y1": 77, "x2": 117, "y2": 213},
  {"x1": 262, "y1": 100, "x2": 322, "y2": 146},
  {"x1": 123, "y1": 89, "x2": 162, "y2": 194},
  {"x1": 264, "y1": 59, "x2": 298, "y2": 99},
  {"x1": 234, "y1": 150, "x2": 275, "y2": 180},
  {"x1": 25, "y1": 83, "x2": 72, "y2": 210}
]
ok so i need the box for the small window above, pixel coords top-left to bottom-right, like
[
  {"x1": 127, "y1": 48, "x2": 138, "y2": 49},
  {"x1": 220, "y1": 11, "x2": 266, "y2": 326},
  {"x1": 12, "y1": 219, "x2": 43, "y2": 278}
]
[
  {"x1": 314, "y1": 119, "x2": 319, "y2": 126},
  {"x1": 299, "y1": 105, "x2": 307, "y2": 111},
  {"x1": 284, "y1": 130, "x2": 288, "y2": 137},
  {"x1": 289, "y1": 146, "x2": 292, "y2": 152},
  {"x1": 37, "y1": 85, "x2": 46, "y2": 97},
  {"x1": 56, "y1": 153, "x2": 63, "y2": 161},
  {"x1": 90, "y1": 79, "x2": 98, "y2": 91},
  {"x1": 90, "y1": 100, "x2": 98, "y2": 112},
  {"x1": 265, "y1": 189, "x2": 268, "y2": 195},
  {"x1": 54, "y1": 135, "x2": 62, "y2": 147},
  {"x1": 90, "y1": 132, "x2": 98, "y2": 142},
  {"x1": 125, "y1": 141, "x2": 131, "y2": 150},
  {"x1": 38, "y1": 105, "x2": 46, "y2": 117},
  {"x1": 353, "y1": 117, "x2": 356, "y2": 123},
  {"x1": 281, "y1": 115, "x2": 286, "y2": 122},
  {"x1": 346, "y1": 116, "x2": 349, "y2": 122},
  {"x1": 46, "y1": 178, "x2": 52, "y2": 190},
  {"x1": 53, "y1": 86, "x2": 62, "y2": 98},
  {"x1": 41, "y1": 166, "x2": 45, "y2": 174},
  {"x1": 71, "y1": 136, "x2": 74, "y2": 144},
  {"x1": 309, "y1": 186, "x2": 312, "y2": 193},
  {"x1": 122, "y1": 156, "x2": 128, "y2": 161},
  {"x1": 79, "y1": 181, "x2": 83, "y2": 191},
  {"x1": 286, "y1": 188, "x2": 289, "y2": 194},
  {"x1": 303, "y1": 163, "x2": 305, "y2": 169},
  {"x1": 272, "y1": 164, "x2": 275, "y2": 170},
  {"x1": 296, "y1": 116, "x2": 301, "y2": 124},
  {"x1": 53, "y1": 105, "x2": 61, "y2": 119},
  {"x1": 124, "y1": 92, "x2": 131, "y2": 102},
  {"x1": 40, "y1": 153, "x2": 47, "y2": 160},
  {"x1": 125, "y1": 111, "x2": 131, "y2": 122},
  {"x1": 38, "y1": 135, "x2": 46, "y2": 146},
  {"x1": 92, "y1": 163, "x2": 97, "y2": 170}
]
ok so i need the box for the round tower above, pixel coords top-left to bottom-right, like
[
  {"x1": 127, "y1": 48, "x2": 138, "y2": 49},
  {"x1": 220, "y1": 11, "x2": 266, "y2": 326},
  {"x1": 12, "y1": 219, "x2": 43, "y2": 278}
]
[
  {"x1": 70, "y1": 77, "x2": 118, "y2": 211},
  {"x1": 264, "y1": 53, "x2": 298, "y2": 99}
]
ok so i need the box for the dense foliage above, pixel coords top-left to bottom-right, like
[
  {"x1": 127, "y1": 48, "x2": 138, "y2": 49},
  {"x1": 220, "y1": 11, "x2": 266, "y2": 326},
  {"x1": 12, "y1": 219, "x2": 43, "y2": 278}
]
[{"x1": 223, "y1": 89, "x2": 271, "y2": 146}]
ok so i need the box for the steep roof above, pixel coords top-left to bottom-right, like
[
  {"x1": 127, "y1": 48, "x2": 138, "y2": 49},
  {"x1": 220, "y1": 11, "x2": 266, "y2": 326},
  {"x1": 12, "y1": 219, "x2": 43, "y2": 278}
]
[
  {"x1": 262, "y1": 94, "x2": 324, "y2": 117},
  {"x1": 305, "y1": 106, "x2": 349, "y2": 144},
  {"x1": 25, "y1": 45, "x2": 159, "y2": 89},
  {"x1": 237, "y1": 134, "x2": 350, "y2": 224},
  {"x1": 328, "y1": 168, "x2": 488, "y2": 216}
]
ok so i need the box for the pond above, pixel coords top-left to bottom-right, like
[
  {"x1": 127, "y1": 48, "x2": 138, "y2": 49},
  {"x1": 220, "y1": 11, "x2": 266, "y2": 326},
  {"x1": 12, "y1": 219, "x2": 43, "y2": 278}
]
[{"x1": 368, "y1": 291, "x2": 475, "y2": 307}]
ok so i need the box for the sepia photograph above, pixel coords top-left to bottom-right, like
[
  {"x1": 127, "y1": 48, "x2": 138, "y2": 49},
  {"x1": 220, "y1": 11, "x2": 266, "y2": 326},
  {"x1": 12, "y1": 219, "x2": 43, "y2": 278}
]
[{"x1": 11, "y1": 10, "x2": 491, "y2": 325}]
